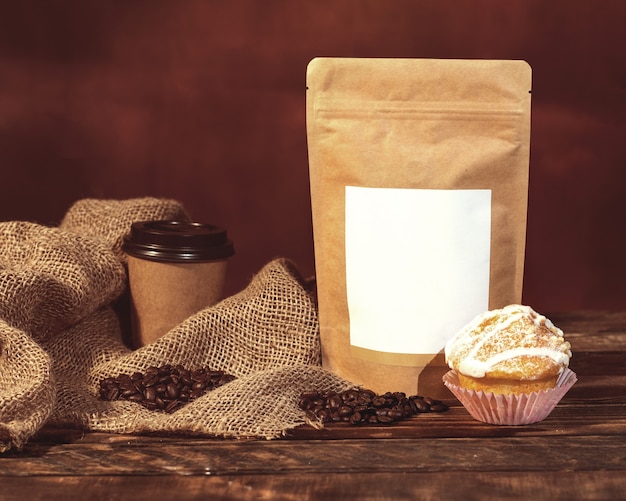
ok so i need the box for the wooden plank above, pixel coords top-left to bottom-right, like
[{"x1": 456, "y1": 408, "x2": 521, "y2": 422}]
[
  {"x1": 550, "y1": 311, "x2": 626, "y2": 351},
  {"x1": 1, "y1": 470, "x2": 625, "y2": 501},
  {"x1": 569, "y1": 351, "x2": 626, "y2": 376},
  {"x1": 2, "y1": 435, "x2": 625, "y2": 477}
]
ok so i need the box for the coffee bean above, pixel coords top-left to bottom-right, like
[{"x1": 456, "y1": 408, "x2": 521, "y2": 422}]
[
  {"x1": 144, "y1": 387, "x2": 156, "y2": 402},
  {"x1": 118, "y1": 379, "x2": 134, "y2": 391},
  {"x1": 350, "y1": 411, "x2": 363, "y2": 424},
  {"x1": 413, "y1": 398, "x2": 431, "y2": 413},
  {"x1": 372, "y1": 396, "x2": 387, "y2": 408},
  {"x1": 121, "y1": 388, "x2": 137, "y2": 398},
  {"x1": 388, "y1": 409, "x2": 404, "y2": 420},
  {"x1": 165, "y1": 399, "x2": 180, "y2": 413},
  {"x1": 337, "y1": 405, "x2": 353, "y2": 417},
  {"x1": 430, "y1": 403, "x2": 449, "y2": 412},
  {"x1": 375, "y1": 408, "x2": 389, "y2": 418},
  {"x1": 106, "y1": 387, "x2": 119, "y2": 401},
  {"x1": 166, "y1": 382, "x2": 179, "y2": 399},
  {"x1": 328, "y1": 394, "x2": 342, "y2": 410},
  {"x1": 189, "y1": 389, "x2": 204, "y2": 400}
]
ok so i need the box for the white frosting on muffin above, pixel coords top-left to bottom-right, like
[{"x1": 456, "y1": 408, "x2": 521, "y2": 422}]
[{"x1": 445, "y1": 305, "x2": 572, "y2": 380}]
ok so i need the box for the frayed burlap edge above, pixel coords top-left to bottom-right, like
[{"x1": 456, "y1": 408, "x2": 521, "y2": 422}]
[{"x1": 0, "y1": 320, "x2": 55, "y2": 452}]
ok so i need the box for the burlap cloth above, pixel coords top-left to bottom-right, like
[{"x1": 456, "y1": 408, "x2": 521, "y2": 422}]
[{"x1": 0, "y1": 198, "x2": 353, "y2": 452}]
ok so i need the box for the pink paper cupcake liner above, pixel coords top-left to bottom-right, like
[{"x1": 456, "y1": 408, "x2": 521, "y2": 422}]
[{"x1": 442, "y1": 368, "x2": 577, "y2": 425}]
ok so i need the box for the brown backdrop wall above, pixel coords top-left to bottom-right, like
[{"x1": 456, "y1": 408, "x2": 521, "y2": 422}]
[{"x1": 0, "y1": 0, "x2": 624, "y2": 311}]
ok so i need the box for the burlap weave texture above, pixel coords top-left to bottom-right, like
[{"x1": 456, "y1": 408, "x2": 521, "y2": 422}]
[{"x1": 0, "y1": 221, "x2": 126, "y2": 342}]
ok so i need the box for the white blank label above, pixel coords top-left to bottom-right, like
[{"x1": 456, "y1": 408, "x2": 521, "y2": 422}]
[{"x1": 345, "y1": 186, "x2": 491, "y2": 355}]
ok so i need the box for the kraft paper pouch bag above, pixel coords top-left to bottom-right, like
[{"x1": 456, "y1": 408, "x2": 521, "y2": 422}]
[{"x1": 306, "y1": 58, "x2": 532, "y2": 398}]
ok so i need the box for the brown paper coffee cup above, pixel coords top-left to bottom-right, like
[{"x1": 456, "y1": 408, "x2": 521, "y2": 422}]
[{"x1": 123, "y1": 221, "x2": 234, "y2": 348}]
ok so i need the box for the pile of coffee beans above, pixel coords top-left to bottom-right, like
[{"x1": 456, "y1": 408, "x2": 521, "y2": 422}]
[
  {"x1": 298, "y1": 388, "x2": 448, "y2": 425},
  {"x1": 99, "y1": 364, "x2": 236, "y2": 413}
]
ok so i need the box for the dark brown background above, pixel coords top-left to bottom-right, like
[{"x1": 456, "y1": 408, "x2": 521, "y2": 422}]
[{"x1": 0, "y1": 0, "x2": 624, "y2": 312}]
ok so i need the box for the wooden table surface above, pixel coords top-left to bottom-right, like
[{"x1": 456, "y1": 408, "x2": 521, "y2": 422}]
[{"x1": 1, "y1": 311, "x2": 625, "y2": 500}]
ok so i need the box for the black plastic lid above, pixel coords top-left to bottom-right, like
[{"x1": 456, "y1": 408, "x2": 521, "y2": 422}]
[{"x1": 123, "y1": 221, "x2": 235, "y2": 263}]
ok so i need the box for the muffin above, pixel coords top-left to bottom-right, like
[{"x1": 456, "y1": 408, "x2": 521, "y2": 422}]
[{"x1": 442, "y1": 304, "x2": 576, "y2": 425}]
